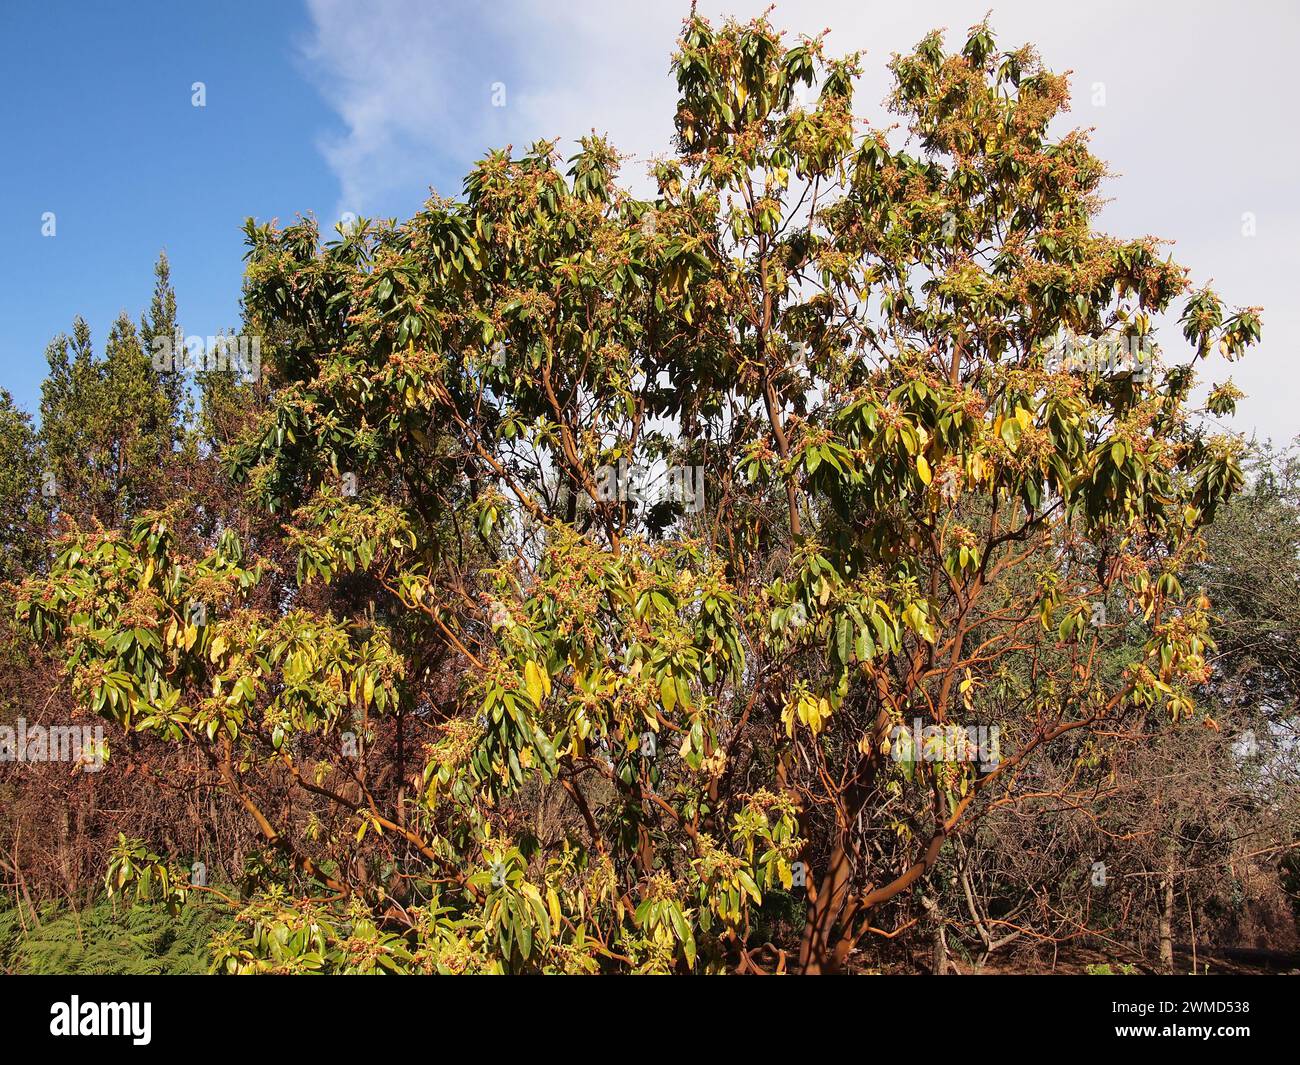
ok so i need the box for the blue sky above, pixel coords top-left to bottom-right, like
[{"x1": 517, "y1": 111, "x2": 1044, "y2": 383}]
[
  {"x1": 0, "y1": 0, "x2": 498, "y2": 419},
  {"x1": 1, "y1": 1, "x2": 331, "y2": 415},
  {"x1": 3, "y1": 0, "x2": 1296, "y2": 444}
]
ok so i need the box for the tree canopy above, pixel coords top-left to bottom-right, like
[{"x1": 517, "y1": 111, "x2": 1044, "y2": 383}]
[{"x1": 10, "y1": 13, "x2": 1272, "y2": 974}]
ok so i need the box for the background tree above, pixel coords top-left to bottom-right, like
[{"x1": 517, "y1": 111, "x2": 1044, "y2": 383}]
[
  {"x1": 1, "y1": 255, "x2": 266, "y2": 933},
  {"x1": 139, "y1": 252, "x2": 187, "y2": 435},
  {"x1": 0, "y1": 392, "x2": 46, "y2": 581},
  {"x1": 39, "y1": 303, "x2": 174, "y2": 529}
]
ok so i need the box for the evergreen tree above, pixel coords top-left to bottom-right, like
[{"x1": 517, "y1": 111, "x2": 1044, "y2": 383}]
[
  {"x1": 0, "y1": 390, "x2": 46, "y2": 580},
  {"x1": 140, "y1": 251, "x2": 187, "y2": 434},
  {"x1": 39, "y1": 312, "x2": 174, "y2": 527}
]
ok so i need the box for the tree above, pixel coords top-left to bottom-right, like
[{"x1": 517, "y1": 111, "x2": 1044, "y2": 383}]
[
  {"x1": 40, "y1": 310, "x2": 174, "y2": 529},
  {"x1": 16, "y1": 14, "x2": 1261, "y2": 974},
  {"x1": 905, "y1": 442, "x2": 1300, "y2": 975},
  {"x1": 2, "y1": 257, "x2": 268, "y2": 927},
  {"x1": 139, "y1": 251, "x2": 187, "y2": 436},
  {"x1": 1197, "y1": 440, "x2": 1300, "y2": 727},
  {"x1": 0, "y1": 391, "x2": 46, "y2": 581}
]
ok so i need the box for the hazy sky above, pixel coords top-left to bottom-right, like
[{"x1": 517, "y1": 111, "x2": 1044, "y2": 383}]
[{"x1": 3, "y1": 0, "x2": 1295, "y2": 443}]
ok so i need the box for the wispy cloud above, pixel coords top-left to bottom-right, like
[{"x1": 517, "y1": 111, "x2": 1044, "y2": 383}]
[{"x1": 299, "y1": 0, "x2": 684, "y2": 217}]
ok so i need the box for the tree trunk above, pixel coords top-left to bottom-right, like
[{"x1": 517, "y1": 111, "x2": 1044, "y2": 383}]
[
  {"x1": 797, "y1": 708, "x2": 895, "y2": 973},
  {"x1": 924, "y1": 894, "x2": 948, "y2": 975},
  {"x1": 798, "y1": 842, "x2": 855, "y2": 974},
  {"x1": 1159, "y1": 837, "x2": 1176, "y2": 974}
]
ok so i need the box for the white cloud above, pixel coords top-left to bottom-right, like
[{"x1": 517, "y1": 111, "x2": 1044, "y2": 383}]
[
  {"x1": 301, "y1": 0, "x2": 1298, "y2": 442},
  {"x1": 299, "y1": 0, "x2": 682, "y2": 212}
]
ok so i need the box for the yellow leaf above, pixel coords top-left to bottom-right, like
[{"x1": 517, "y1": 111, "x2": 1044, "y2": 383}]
[
  {"x1": 524, "y1": 661, "x2": 545, "y2": 706},
  {"x1": 660, "y1": 673, "x2": 677, "y2": 713},
  {"x1": 781, "y1": 701, "x2": 797, "y2": 738},
  {"x1": 916, "y1": 455, "x2": 932, "y2": 485}
]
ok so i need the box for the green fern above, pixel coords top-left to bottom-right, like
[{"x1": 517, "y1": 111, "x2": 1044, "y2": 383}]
[{"x1": 0, "y1": 896, "x2": 231, "y2": 974}]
